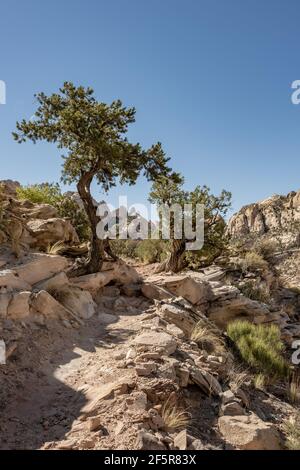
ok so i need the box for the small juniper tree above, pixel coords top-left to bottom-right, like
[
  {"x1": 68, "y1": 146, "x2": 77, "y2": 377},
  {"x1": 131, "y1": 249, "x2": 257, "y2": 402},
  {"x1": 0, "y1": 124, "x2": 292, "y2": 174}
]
[
  {"x1": 149, "y1": 176, "x2": 231, "y2": 272},
  {"x1": 13, "y1": 82, "x2": 173, "y2": 273}
]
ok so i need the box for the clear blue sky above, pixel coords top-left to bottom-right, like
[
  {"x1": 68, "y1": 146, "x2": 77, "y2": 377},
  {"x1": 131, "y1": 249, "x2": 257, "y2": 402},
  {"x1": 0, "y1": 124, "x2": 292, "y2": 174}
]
[{"x1": 1, "y1": 0, "x2": 300, "y2": 215}]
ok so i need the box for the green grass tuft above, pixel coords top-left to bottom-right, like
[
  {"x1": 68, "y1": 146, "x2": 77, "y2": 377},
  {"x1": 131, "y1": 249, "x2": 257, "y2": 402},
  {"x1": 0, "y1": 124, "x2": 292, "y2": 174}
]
[{"x1": 227, "y1": 320, "x2": 290, "y2": 379}]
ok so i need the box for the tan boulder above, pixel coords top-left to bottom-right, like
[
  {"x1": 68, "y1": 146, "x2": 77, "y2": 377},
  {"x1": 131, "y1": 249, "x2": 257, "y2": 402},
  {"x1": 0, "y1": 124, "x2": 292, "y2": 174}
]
[
  {"x1": 33, "y1": 272, "x2": 69, "y2": 292},
  {"x1": 51, "y1": 285, "x2": 96, "y2": 319},
  {"x1": 189, "y1": 366, "x2": 222, "y2": 397},
  {"x1": 218, "y1": 414, "x2": 282, "y2": 450},
  {"x1": 0, "y1": 291, "x2": 12, "y2": 317},
  {"x1": 132, "y1": 331, "x2": 177, "y2": 356},
  {"x1": 157, "y1": 297, "x2": 206, "y2": 336},
  {"x1": 30, "y1": 290, "x2": 69, "y2": 318},
  {"x1": 13, "y1": 254, "x2": 68, "y2": 286},
  {"x1": 0, "y1": 270, "x2": 31, "y2": 290},
  {"x1": 72, "y1": 271, "x2": 114, "y2": 293},
  {"x1": 25, "y1": 203, "x2": 58, "y2": 219},
  {"x1": 7, "y1": 291, "x2": 31, "y2": 319},
  {"x1": 26, "y1": 218, "x2": 79, "y2": 249},
  {"x1": 141, "y1": 283, "x2": 173, "y2": 301}
]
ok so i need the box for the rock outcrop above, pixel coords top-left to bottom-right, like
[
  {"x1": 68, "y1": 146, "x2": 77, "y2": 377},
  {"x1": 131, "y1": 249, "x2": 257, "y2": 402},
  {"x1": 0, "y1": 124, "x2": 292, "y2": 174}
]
[{"x1": 227, "y1": 190, "x2": 300, "y2": 247}]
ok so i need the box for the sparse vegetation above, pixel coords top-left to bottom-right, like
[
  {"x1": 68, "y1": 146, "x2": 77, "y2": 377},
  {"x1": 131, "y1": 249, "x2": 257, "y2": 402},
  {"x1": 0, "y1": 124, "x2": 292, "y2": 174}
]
[
  {"x1": 17, "y1": 183, "x2": 62, "y2": 206},
  {"x1": 17, "y1": 183, "x2": 90, "y2": 241},
  {"x1": 287, "y1": 374, "x2": 300, "y2": 404},
  {"x1": 254, "y1": 373, "x2": 266, "y2": 390},
  {"x1": 135, "y1": 239, "x2": 168, "y2": 264},
  {"x1": 227, "y1": 321, "x2": 290, "y2": 379},
  {"x1": 191, "y1": 321, "x2": 225, "y2": 354},
  {"x1": 227, "y1": 365, "x2": 250, "y2": 392},
  {"x1": 47, "y1": 241, "x2": 67, "y2": 255},
  {"x1": 253, "y1": 238, "x2": 278, "y2": 261},
  {"x1": 282, "y1": 414, "x2": 300, "y2": 450},
  {"x1": 240, "y1": 252, "x2": 268, "y2": 273},
  {"x1": 239, "y1": 282, "x2": 271, "y2": 304},
  {"x1": 162, "y1": 396, "x2": 191, "y2": 432}
]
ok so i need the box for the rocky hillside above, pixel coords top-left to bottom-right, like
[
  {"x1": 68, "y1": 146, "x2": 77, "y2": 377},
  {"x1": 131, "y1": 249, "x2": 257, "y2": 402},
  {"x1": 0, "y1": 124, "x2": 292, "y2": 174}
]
[
  {"x1": 1, "y1": 180, "x2": 300, "y2": 451},
  {"x1": 228, "y1": 189, "x2": 300, "y2": 248}
]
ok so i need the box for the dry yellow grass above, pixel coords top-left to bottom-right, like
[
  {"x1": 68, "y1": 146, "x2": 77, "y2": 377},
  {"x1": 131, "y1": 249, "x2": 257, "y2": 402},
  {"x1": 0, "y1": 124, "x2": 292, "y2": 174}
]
[
  {"x1": 288, "y1": 374, "x2": 300, "y2": 404},
  {"x1": 190, "y1": 321, "x2": 225, "y2": 354},
  {"x1": 47, "y1": 240, "x2": 66, "y2": 255},
  {"x1": 162, "y1": 397, "x2": 191, "y2": 432},
  {"x1": 282, "y1": 414, "x2": 300, "y2": 450}
]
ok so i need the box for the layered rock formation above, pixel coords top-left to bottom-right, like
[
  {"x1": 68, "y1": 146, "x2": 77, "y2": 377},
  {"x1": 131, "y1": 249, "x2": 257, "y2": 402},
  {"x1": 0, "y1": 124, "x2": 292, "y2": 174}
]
[{"x1": 227, "y1": 190, "x2": 300, "y2": 247}]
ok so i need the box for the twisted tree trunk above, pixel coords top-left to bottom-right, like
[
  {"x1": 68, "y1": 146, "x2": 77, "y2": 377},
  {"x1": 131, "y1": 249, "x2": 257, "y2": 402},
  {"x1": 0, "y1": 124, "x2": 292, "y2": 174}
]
[
  {"x1": 156, "y1": 239, "x2": 186, "y2": 273},
  {"x1": 76, "y1": 172, "x2": 104, "y2": 274}
]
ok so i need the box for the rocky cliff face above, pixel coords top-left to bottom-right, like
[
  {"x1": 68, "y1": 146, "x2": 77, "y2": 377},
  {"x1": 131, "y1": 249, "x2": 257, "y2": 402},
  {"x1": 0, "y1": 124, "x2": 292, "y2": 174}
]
[{"x1": 227, "y1": 190, "x2": 300, "y2": 247}]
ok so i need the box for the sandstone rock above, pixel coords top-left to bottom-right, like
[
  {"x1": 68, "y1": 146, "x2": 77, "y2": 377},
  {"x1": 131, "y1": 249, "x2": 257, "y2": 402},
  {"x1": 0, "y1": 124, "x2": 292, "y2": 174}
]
[
  {"x1": 141, "y1": 283, "x2": 174, "y2": 301},
  {"x1": 176, "y1": 367, "x2": 190, "y2": 387},
  {"x1": 136, "y1": 431, "x2": 166, "y2": 450},
  {"x1": 160, "y1": 275, "x2": 212, "y2": 306},
  {"x1": 220, "y1": 401, "x2": 245, "y2": 417},
  {"x1": 221, "y1": 390, "x2": 235, "y2": 405},
  {"x1": 13, "y1": 254, "x2": 68, "y2": 286},
  {"x1": 72, "y1": 271, "x2": 114, "y2": 293},
  {"x1": 189, "y1": 366, "x2": 222, "y2": 396},
  {"x1": 157, "y1": 298, "x2": 205, "y2": 336},
  {"x1": 88, "y1": 415, "x2": 102, "y2": 432},
  {"x1": 26, "y1": 218, "x2": 79, "y2": 249},
  {"x1": 82, "y1": 381, "x2": 130, "y2": 414},
  {"x1": 25, "y1": 203, "x2": 58, "y2": 220},
  {"x1": 208, "y1": 283, "x2": 271, "y2": 329},
  {"x1": 188, "y1": 438, "x2": 205, "y2": 450},
  {"x1": 98, "y1": 312, "x2": 117, "y2": 325},
  {"x1": 166, "y1": 323, "x2": 185, "y2": 338},
  {"x1": 34, "y1": 272, "x2": 69, "y2": 292},
  {"x1": 174, "y1": 429, "x2": 188, "y2": 450},
  {"x1": 218, "y1": 414, "x2": 282, "y2": 450},
  {"x1": 0, "y1": 180, "x2": 20, "y2": 197},
  {"x1": 135, "y1": 362, "x2": 157, "y2": 377},
  {"x1": 7, "y1": 291, "x2": 31, "y2": 318},
  {"x1": 52, "y1": 285, "x2": 96, "y2": 319},
  {"x1": 0, "y1": 270, "x2": 31, "y2": 290},
  {"x1": 132, "y1": 331, "x2": 177, "y2": 356},
  {"x1": 125, "y1": 391, "x2": 148, "y2": 411},
  {"x1": 113, "y1": 261, "x2": 141, "y2": 285},
  {"x1": 102, "y1": 286, "x2": 120, "y2": 296},
  {"x1": 0, "y1": 292, "x2": 12, "y2": 317},
  {"x1": 30, "y1": 290, "x2": 69, "y2": 318},
  {"x1": 56, "y1": 439, "x2": 76, "y2": 450},
  {"x1": 227, "y1": 190, "x2": 300, "y2": 249}
]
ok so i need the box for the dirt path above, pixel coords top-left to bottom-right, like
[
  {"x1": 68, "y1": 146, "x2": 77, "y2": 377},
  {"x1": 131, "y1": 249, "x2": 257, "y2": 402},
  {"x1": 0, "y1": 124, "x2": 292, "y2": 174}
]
[{"x1": 0, "y1": 305, "x2": 151, "y2": 450}]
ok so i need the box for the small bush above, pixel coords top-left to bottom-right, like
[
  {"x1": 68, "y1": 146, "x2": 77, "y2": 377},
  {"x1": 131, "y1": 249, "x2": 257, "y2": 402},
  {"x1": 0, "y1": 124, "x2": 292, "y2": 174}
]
[
  {"x1": 282, "y1": 414, "x2": 300, "y2": 450},
  {"x1": 135, "y1": 239, "x2": 167, "y2": 264},
  {"x1": 111, "y1": 239, "x2": 139, "y2": 259},
  {"x1": 162, "y1": 396, "x2": 191, "y2": 432},
  {"x1": 47, "y1": 241, "x2": 66, "y2": 255},
  {"x1": 287, "y1": 374, "x2": 300, "y2": 404},
  {"x1": 239, "y1": 282, "x2": 271, "y2": 304},
  {"x1": 227, "y1": 365, "x2": 250, "y2": 392},
  {"x1": 253, "y1": 238, "x2": 278, "y2": 260},
  {"x1": 191, "y1": 321, "x2": 225, "y2": 354},
  {"x1": 16, "y1": 182, "x2": 62, "y2": 206},
  {"x1": 254, "y1": 373, "x2": 266, "y2": 390},
  {"x1": 241, "y1": 252, "x2": 268, "y2": 272},
  {"x1": 227, "y1": 320, "x2": 289, "y2": 379}
]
